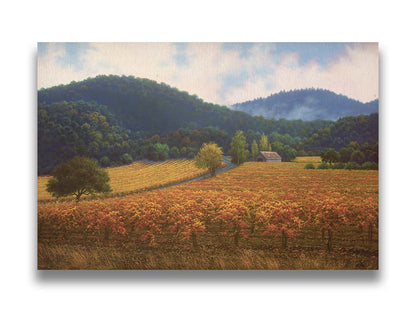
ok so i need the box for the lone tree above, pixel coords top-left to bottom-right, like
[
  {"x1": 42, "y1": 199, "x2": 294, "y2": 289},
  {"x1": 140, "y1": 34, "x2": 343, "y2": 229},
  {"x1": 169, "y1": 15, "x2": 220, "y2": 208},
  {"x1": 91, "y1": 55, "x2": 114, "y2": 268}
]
[
  {"x1": 195, "y1": 143, "x2": 223, "y2": 176},
  {"x1": 47, "y1": 156, "x2": 112, "y2": 201},
  {"x1": 230, "y1": 130, "x2": 249, "y2": 165}
]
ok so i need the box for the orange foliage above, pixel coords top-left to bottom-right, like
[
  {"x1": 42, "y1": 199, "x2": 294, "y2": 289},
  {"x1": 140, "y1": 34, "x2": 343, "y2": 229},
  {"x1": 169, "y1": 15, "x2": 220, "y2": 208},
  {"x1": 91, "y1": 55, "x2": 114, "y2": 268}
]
[{"x1": 38, "y1": 162, "x2": 378, "y2": 249}]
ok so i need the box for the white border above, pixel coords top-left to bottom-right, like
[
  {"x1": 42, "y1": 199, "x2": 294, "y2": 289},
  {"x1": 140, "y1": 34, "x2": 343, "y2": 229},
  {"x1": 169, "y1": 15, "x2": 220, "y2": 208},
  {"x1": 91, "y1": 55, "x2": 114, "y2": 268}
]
[{"x1": 1, "y1": 1, "x2": 415, "y2": 311}]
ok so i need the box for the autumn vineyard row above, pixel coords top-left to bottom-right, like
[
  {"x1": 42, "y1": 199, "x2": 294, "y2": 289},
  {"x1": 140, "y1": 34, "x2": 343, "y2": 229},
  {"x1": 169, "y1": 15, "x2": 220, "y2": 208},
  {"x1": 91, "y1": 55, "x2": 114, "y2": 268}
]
[
  {"x1": 38, "y1": 162, "x2": 378, "y2": 251},
  {"x1": 38, "y1": 159, "x2": 220, "y2": 201}
]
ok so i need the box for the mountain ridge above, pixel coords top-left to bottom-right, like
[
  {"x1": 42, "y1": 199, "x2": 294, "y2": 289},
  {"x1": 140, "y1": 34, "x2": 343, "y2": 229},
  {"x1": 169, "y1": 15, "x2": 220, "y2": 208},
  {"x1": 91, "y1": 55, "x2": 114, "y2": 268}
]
[
  {"x1": 38, "y1": 75, "x2": 334, "y2": 136},
  {"x1": 230, "y1": 88, "x2": 378, "y2": 121}
]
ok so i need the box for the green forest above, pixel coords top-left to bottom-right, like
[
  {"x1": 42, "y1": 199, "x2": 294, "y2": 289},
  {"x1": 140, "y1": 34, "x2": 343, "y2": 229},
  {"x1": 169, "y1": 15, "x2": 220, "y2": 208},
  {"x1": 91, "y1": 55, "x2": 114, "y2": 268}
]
[{"x1": 38, "y1": 75, "x2": 378, "y2": 174}]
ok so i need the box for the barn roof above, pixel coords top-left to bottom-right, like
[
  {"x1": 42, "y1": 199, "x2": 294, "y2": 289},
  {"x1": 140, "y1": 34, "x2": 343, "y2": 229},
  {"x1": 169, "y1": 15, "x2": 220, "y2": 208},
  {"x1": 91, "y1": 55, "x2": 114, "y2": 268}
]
[{"x1": 258, "y1": 151, "x2": 282, "y2": 159}]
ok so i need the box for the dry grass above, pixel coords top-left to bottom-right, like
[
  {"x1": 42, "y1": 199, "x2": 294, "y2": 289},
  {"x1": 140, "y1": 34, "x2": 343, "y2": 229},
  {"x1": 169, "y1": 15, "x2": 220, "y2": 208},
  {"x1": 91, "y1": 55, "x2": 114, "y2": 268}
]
[
  {"x1": 39, "y1": 224, "x2": 378, "y2": 270},
  {"x1": 38, "y1": 243, "x2": 377, "y2": 270}
]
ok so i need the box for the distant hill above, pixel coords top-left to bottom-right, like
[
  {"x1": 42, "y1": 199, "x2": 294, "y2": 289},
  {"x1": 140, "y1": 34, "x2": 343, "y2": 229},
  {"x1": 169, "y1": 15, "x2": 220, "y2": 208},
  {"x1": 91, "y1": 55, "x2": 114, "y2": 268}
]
[
  {"x1": 231, "y1": 89, "x2": 379, "y2": 121},
  {"x1": 38, "y1": 75, "x2": 335, "y2": 137}
]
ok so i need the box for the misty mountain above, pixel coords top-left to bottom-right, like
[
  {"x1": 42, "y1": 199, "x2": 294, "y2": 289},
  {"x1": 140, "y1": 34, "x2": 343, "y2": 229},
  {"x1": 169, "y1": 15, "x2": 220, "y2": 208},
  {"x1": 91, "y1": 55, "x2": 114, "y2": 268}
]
[
  {"x1": 230, "y1": 89, "x2": 379, "y2": 121},
  {"x1": 38, "y1": 75, "x2": 332, "y2": 137}
]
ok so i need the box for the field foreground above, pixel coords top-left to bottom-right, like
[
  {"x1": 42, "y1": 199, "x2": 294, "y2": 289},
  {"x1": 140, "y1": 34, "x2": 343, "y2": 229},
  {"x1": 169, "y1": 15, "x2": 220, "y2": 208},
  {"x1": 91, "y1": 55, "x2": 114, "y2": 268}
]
[
  {"x1": 38, "y1": 161, "x2": 378, "y2": 270},
  {"x1": 38, "y1": 243, "x2": 377, "y2": 270}
]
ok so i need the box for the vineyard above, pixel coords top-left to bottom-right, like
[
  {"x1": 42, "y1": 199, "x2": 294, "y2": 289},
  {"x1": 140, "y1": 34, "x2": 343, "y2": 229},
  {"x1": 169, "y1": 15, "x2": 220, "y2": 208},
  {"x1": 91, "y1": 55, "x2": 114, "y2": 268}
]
[
  {"x1": 293, "y1": 156, "x2": 321, "y2": 163},
  {"x1": 38, "y1": 159, "x2": 214, "y2": 201},
  {"x1": 38, "y1": 161, "x2": 378, "y2": 269}
]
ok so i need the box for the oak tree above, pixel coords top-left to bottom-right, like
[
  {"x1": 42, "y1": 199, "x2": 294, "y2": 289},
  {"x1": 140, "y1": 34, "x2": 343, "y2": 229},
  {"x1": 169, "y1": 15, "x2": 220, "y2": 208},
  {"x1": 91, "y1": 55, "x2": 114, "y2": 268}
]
[{"x1": 47, "y1": 156, "x2": 111, "y2": 201}]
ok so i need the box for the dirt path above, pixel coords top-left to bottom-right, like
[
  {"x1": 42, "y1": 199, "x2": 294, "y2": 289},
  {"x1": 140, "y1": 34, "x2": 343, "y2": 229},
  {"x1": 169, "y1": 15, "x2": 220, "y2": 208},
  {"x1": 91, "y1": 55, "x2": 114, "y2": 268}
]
[{"x1": 150, "y1": 157, "x2": 236, "y2": 191}]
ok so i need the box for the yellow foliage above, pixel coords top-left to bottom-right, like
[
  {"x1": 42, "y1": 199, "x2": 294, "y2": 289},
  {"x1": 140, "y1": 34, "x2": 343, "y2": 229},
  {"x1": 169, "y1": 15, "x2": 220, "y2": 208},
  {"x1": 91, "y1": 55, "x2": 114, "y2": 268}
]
[{"x1": 38, "y1": 159, "x2": 211, "y2": 201}]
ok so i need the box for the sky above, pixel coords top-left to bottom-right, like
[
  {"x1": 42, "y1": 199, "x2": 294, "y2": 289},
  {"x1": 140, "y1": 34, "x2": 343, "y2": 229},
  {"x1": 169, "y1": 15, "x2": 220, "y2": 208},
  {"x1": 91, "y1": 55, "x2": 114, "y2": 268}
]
[{"x1": 38, "y1": 42, "x2": 379, "y2": 105}]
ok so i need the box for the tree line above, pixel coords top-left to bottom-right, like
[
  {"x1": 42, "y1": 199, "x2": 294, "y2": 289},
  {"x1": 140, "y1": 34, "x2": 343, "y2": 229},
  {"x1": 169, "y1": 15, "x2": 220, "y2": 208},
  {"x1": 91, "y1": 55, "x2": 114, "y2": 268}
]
[{"x1": 38, "y1": 100, "x2": 378, "y2": 174}]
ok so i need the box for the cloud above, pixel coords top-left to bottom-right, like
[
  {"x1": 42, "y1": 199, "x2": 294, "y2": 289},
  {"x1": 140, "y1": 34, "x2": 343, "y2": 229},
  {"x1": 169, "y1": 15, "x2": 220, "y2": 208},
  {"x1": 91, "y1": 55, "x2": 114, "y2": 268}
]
[
  {"x1": 224, "y1": 43, "x2": 379, "y2": 104},
  {"x1": 166, "y1": 43, "x2": 242, "y2": 102},
  {"x1": 38, "y1": 43, "x2": 178, "y2": 89},
  {"x1": 38, "y1": 42, "x2": 378, "y2": 105},
  {"x1": 38, "y1": 43, "x2": 79, "y2": 88}
]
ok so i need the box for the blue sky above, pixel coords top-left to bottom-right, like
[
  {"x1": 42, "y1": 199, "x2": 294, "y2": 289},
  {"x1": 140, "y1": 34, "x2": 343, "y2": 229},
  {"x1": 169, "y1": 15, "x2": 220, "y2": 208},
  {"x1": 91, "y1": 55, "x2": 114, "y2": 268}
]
[
  {"x1": 38, "y1": 42, "x2": 378, "y2": 105},
  {"x1": 222, "y1": 42, "x2": 352, "y2": 66}
]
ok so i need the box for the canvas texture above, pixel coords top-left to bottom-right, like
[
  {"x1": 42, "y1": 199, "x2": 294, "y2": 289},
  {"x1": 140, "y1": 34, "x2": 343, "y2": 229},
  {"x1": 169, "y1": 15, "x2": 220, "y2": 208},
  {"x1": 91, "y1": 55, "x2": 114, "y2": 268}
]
[{"x1": 37, "y1": 42, "x2": 379, "y2": 270}]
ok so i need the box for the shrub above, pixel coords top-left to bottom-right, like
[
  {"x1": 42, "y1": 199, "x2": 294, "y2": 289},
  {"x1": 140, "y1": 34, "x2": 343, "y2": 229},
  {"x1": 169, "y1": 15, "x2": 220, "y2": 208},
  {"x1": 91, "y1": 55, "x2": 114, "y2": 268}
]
[
  {"x1": 297, "y1": 150, "x2": 306, "y2": 157},
  {"x1": 345, "y1": 162, "x2": 361, "y2": 170},
  {"x1": 321, "y1": 148, "x2": 339, "y2": 165},
  {"x1": 186, "y1": 147, "x2": 197, "y2": 159},
  {"x1": 121, "y1": 153, "x2": 133, "y2": 164},
  {"x1": 332, "y1": 162, "x2": 345, "y2": 169},
  {"x1": 361, "y1": 161, "x2": 378, "y2": 170},
  {"x1": 99, "y1": 156, "x2": 110, "y2": 167},
  {"x1": 339, "y1": 147, "x2": 352, "y2": 163},
  {"x1": 169, "y1": 146, "x2": 180, "y2": 158},
  {"x1": 187, "y1": 150, "x2": 196, "y2": 159},
  {"x1": 317, "y1": 162, "x2": 329, "y2": 169},
  {"x1": 304, "y1": 163, "x2": 315, "y2": 169},
  {"x1": 152, "y1": 143, "x2": 169, "y2": 161},
  {"x1": 350, "y1": 150, "x2": 365, "y2": 165}
]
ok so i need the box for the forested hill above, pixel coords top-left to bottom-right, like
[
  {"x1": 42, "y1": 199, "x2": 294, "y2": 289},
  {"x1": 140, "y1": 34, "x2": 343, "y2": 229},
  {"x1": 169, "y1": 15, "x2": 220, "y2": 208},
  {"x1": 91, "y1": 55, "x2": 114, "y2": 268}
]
[
  {"x1": 231, "y1": 89, "x2": 379, "y2": 121},
  {"x1": 38, "y1": 75, "x2": 336, "y2": 138},
  {"x1": 299, "y1": 113, "x2": 379, "y2": 152},
  {"x1": 38, "y1": 75, "x2": 270, "y2": 135},
  {"x1": 38, "y1": 75, "x2": 335, "y2": 173}
]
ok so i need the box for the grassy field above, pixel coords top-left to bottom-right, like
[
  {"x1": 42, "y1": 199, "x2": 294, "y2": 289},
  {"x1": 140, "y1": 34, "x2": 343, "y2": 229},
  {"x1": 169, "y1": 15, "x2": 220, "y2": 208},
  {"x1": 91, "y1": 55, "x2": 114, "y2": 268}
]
[
  {"x1": 38, "y1": 159, "x2": 378, "y2": 270},
  {"x1": 38, "y1": 159, "x2": 211, "y2": 201}
]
